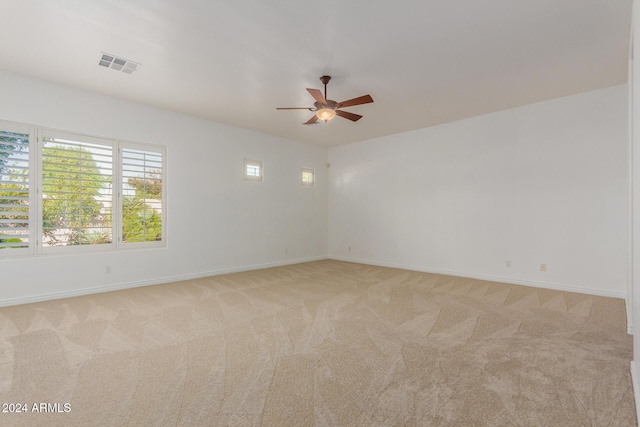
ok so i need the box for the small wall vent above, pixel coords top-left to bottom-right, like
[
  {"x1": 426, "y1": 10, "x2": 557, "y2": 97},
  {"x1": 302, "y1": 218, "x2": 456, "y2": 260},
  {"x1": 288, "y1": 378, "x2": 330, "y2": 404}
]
[{"x1": 98, "y1": 53, "x2": 140, "y2": 74}]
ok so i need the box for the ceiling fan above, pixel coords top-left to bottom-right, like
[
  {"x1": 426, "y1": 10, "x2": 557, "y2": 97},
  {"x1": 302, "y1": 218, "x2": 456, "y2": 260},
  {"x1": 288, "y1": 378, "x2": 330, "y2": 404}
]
[{"x1": 277, "y1": 75, "x2": 374, "y2": 125}]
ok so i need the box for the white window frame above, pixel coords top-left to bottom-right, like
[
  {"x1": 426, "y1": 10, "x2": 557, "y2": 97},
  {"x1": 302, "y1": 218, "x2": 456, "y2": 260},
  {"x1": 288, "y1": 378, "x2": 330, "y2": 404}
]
[
  {"x1": 301, "y1": 167, "x2": 315, "y2": 187},
  {"x1": 244, "y1": 158, "x2": 263, "y2": 182},
  {"x1": 0, "y1": 120, "x2": 166, "y2": 259}
]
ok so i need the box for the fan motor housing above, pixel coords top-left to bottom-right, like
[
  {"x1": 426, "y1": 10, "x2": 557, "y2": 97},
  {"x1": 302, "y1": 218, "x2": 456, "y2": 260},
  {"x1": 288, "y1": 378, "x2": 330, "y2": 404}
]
[{"x1": 314, "y1": 100, "x2": 337, "y2": 111}]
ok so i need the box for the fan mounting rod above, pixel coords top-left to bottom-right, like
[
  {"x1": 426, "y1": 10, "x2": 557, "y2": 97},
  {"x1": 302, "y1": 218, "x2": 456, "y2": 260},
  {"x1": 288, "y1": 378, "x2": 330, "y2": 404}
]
[{"x1": 320, "y1": 75, "x2": 331, "y2": 100}]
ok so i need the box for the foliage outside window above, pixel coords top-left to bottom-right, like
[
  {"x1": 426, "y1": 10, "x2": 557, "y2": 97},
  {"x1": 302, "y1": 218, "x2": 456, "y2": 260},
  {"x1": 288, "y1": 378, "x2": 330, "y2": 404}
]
[
  {"x1": 121, "y1": 147, "x2": 163, "y2": 243},
  {"x1": 41, "y1": 135, "x2": 113, "y2": 247},
  {"x1": 0, "y1": 126, "x2": 30, "y2": 252}
]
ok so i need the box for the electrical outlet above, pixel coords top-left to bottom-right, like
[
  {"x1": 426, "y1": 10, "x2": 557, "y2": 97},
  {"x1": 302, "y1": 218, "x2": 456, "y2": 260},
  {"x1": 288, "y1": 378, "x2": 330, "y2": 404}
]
[
  {"x1": 506, "y1": 260, "x2": 511, "y2": 268},
  {"x1": 105, "y1": 266, "x2": 111, "y2": 274},
  {"x1": 285, "y1": 248, "x2": 288, "y2": 254},
  {"x1": 540, "y1": 263, "x2": 546, "y2": 272},
  {"x1": 348, "y1": 246, "x2": 351, "y2": 252}
]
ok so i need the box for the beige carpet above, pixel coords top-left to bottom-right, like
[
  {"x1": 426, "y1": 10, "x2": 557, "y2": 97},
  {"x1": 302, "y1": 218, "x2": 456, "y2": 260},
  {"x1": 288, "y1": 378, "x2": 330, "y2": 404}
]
[{"x1": 0, "y1": 260, "x2": 635, "y2": 426}]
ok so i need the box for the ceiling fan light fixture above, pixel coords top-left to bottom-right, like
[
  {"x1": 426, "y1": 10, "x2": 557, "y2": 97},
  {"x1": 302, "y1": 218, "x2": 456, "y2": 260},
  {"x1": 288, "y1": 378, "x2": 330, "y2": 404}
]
[
  {"x1": 276, "y1": 75, "x2": 373, "y2": 125},
  {"x1": 316, "y1": 108, "x2": 336, "y2": 122}
]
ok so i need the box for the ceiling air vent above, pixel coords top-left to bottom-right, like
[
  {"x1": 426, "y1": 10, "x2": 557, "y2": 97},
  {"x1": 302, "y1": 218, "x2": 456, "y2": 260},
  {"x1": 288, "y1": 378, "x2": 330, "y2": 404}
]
[{"x1": 98, "y1": 53, "x2": 140, "y2": 74}]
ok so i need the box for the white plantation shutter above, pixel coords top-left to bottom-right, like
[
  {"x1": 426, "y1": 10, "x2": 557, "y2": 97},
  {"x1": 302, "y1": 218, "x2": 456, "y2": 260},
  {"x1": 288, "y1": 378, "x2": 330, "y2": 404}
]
[
  {"x1": 0, "y1": 124, "x2": 31, "y2": 254},
  {"x1": 121, "y1": 143, "x2": 164, "y2": 245},
  {"x1": 40, "y1": 131, "x2": 114, "y2": 249}
]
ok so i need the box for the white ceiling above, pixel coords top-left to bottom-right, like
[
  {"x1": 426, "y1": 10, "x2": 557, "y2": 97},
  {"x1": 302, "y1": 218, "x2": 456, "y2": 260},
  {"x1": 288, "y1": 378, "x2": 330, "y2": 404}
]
[{"x1": 0, "y1": 0, "x2": 633, "y2": 147}]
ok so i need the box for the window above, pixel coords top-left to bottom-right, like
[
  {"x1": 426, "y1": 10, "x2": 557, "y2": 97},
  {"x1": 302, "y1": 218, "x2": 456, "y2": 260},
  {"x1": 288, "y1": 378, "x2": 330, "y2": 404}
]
[
  {"x1": 301, "y1": 167, "x2": 314, "y2": 187},
  {"x1": 0, "y1": 120, "x2": 166, "y2": 258},
  {"x1": 244, "y1": 158, "x2": 262, "y2": 182},
  {"x1": 41, "y1": 131, "x2": 114, "y2": 249},
  {"x1": 0, "y1": 123, "x2": 31, "y2": 255},
  {"x1": 121, "y1": 144, "x2": 165, "y2": 245}
]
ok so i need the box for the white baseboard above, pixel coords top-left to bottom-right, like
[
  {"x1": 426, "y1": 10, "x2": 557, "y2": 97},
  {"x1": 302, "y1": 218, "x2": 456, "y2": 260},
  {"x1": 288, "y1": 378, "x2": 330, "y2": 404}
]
[
  {"x1": 1, "y1": 255, "x2": 628, "y2": 312},
  {"x1": 627, "y1": 293, "x2": 634, "y2": 335},
  {"x1": 0, "y1": 256, "x2": 328, "y2": 307},
  {"x1": 632, "y1": 361, "x2": 640, "y2": 427},
  {"x1": 329, "y1": 256, "x2": 627, "y2": 300}
]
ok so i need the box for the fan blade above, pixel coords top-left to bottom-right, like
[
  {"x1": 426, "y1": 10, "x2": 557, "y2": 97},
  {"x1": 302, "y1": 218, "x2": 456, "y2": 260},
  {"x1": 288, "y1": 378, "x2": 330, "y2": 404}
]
[
  {"x1": 307, "y1": 88, "x2": 327, "y2": 104},
  {"x1": 276, "y1": 107, "x2": 313, "y2": 110},
  {"x1": 337, "y1": 94, "x2": 373, "y2": 109},
  {"x1": 304, "y1": 115, "x2": 319, "y2": 125},
  {"x1": 336, "y1": 110, "x2": 362, "y2": 122}
]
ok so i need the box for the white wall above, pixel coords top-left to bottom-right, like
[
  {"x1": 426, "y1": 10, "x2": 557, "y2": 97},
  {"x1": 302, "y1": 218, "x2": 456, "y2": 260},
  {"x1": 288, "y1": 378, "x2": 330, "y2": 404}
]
[
  {"x1": 0, "y1": 70, "x2": 328, "y2": 305},
  {"x1": 329, "y1": 85, "x2": 629, "y2": 298},
  {"x1": 630, "y1": 0, "x2": 640, "y2": 420}
]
